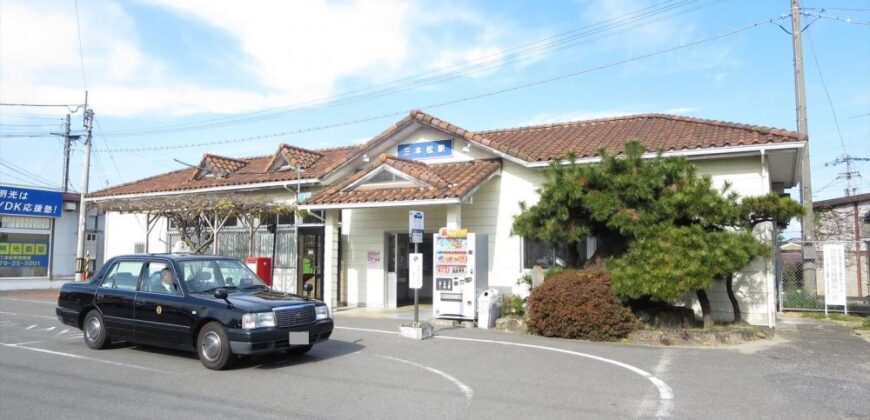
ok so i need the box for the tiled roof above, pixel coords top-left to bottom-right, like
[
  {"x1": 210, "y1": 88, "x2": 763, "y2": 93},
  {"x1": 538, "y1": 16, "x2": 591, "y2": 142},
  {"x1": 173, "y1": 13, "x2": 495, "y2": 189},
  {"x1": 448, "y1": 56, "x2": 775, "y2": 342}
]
[
  {"x1": 404, "y1": 110, "x2": 803, "y2": 163},
  {"x1": 813, "y1": 193, "x2": 870, "y2": 209},
  {"x1": 90, "y1": 110, "x2": 802, "y2": 199},
  {"x1": 306, "y1": 157, "x2": 501, "y2": 206},
  {"x1": 266, "y1": 144, "x2": 324, "y2": 171},
  {"x1": 89, "y1": 145, "x2": 361, "y2": 198},
  {"x1": 194, "y1": 153, "x2": 248, "y2": 179}
]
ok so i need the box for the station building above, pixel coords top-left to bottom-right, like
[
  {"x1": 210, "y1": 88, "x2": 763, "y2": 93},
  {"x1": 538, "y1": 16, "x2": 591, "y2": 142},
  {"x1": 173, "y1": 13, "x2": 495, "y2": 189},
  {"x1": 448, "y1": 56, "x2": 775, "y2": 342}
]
[{"x1": 90, "y1": 111, "x2": 805, "y2": 327}]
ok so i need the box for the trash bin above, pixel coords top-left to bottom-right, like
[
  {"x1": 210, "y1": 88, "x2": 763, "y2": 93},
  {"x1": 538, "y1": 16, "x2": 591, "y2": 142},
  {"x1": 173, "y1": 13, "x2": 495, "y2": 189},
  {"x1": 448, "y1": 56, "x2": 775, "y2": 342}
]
[{"x1": 477, "y1": 289, "x2": 502, "y2": 329}]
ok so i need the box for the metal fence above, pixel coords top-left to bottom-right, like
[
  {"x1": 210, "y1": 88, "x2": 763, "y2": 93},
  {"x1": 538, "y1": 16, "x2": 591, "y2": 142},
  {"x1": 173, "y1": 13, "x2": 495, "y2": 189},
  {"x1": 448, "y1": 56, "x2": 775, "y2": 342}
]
[
  {"x1": 777, "y1": 240, "x2": 870, "y2": 313},
  {"x1": 167, "y1": 228, "x2": 297, "y2": 269}
]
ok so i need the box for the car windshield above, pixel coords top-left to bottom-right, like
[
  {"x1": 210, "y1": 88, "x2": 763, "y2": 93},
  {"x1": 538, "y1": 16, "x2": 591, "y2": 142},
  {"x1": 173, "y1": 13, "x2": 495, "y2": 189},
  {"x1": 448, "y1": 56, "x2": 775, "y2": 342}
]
[{"x1": 177, "y1": 259, "x2": 267, "y2": 294}]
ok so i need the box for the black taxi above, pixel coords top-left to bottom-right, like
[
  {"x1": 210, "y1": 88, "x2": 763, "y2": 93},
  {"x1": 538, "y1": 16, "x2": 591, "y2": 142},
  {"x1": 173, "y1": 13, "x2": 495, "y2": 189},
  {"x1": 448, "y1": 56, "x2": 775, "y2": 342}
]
[{"x1": 56, "y1": 254, "x2": 333, "y2": 370}]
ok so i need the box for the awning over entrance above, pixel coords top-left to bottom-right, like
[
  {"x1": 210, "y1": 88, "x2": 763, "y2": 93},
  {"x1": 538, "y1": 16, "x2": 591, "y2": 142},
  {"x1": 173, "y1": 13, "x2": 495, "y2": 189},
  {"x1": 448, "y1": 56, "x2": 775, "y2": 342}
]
[{"x1": 301, "y1": 154, "x2": 501, "y2": 210}]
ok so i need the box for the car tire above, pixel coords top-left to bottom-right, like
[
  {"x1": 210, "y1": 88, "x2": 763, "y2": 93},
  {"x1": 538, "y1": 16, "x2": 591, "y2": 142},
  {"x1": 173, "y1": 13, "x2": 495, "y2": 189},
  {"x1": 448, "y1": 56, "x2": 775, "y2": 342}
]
[
  {"x1": 287, "y1": 344, "x2": 313, "y2": 355},
  {"x1": 83, "y1": 309, "x2": 111, "y2": 350},
  {"x1": 197, "y1": 322, "x2": 234, "y2": 370}
]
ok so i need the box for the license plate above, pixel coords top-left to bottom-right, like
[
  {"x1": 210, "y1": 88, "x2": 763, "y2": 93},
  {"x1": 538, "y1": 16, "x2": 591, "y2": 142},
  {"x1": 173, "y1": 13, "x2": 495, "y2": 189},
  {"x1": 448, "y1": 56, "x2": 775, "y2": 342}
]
[{"x1": 289, "y1": 331, "x2": 309, "y2": 345}]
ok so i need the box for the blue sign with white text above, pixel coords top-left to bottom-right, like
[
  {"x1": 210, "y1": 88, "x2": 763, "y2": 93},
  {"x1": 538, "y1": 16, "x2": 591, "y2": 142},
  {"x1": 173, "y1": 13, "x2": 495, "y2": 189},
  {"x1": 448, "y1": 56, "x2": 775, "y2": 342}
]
[
  {"x1": 398, "y1": 139, "x2": 453, "y2": 160},
  {"x1": 0, "y1": 185, "x2": 63, "y2": 218}
]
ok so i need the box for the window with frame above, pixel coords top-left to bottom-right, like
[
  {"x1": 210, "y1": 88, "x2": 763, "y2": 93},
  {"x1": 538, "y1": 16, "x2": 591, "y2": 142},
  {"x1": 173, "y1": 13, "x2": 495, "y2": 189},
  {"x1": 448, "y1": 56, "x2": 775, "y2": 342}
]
[
  {"x1": 522, "y1": 238, "x2": 587, "y2": 269},
  {"x1": 101, "y1": 261, "x2": 144, "y2": 291},
  {"x1": 143, "y1": 261, "x2": 181, "y2": 295}
]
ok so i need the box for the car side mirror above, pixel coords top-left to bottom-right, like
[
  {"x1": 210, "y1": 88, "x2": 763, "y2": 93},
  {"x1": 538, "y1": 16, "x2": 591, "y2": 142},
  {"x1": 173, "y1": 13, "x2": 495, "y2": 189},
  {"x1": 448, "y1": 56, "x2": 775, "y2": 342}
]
[
  {"x1": 303, "y1": 283, "x2": 313, "y2": 299},
  {"x1": 214, "y1": 288, "x2": 233, "y2": 308}
]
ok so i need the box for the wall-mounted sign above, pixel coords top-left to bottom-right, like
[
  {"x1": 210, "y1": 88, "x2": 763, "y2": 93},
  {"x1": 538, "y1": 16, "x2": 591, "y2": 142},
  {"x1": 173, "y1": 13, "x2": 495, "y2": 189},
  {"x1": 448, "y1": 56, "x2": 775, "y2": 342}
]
[
  {"x1": 409, "y1": 210, "x2": 424, "y2": 243},
  {"x1": 367, "y1": 250, "x2": 381, "y2": 269},
  {"x1": 438, "y1": 227, "x2": 468, "y2": 239},
  {"x1": 0, "y1": 185, "x2": 63, "y2": 218},
  {"x1": 397, "y1": 139, "x2": 452, "y2": 160},
  {"x1": 0, "y1": 241, "x2": 49, "y2": 268}
]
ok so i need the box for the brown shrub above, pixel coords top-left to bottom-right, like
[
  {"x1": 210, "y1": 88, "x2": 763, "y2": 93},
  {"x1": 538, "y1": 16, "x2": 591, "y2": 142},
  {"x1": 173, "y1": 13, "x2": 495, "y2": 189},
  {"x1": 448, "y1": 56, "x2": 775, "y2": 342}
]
[{"x1": 527, "y1": 269, "x2": 640, "y2": 341}]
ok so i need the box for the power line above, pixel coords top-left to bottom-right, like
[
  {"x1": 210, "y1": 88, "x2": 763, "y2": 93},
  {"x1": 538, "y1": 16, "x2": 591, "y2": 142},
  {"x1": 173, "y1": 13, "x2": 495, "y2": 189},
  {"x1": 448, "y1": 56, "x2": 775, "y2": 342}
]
[
  {"x1": 805, "y1": 32, "x2": 847, "y2": 154},
  {"x1": 97, "y1": 0, "x2": 722, "y2": 137},
  {"x1": 0, "y1": 160, "x2": 60, "y2": 187},
  {"x1": 73, "y1": 0, "x2": 88, "y2": 90},
  {"x1": 0, "y1": 103, "x2": 82, "y2": 108},
  {"x1": 802, "y1": 12, "x2": 870, "y2": 26},
  {"x1": 99, "y1": 15, "x2": 782, "y2": 153}
]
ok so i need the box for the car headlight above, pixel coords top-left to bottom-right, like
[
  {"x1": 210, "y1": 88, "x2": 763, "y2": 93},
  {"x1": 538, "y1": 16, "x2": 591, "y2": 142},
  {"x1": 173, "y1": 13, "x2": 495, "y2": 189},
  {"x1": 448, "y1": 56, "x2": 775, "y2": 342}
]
[
  {"x1": 242, "y1": 312, "x2": 276, "y2": 329},
  {"x1": 315, "y1": 305, "x2": 330, "y2": 320}
]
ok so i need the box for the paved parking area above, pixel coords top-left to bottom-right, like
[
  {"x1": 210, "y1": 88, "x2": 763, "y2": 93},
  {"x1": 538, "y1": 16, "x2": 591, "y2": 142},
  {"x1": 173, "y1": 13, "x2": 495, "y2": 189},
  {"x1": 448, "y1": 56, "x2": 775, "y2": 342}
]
[{"x1": 1, "y1": 292, "x2": 867, "y2": 419}]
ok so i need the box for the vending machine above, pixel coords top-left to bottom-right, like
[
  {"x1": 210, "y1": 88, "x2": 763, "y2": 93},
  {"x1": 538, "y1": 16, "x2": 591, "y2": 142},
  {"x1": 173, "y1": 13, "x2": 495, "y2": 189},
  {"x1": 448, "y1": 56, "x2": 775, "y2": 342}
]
[{"x1": 432, "y1": 228, "x2": 488, "y2": 320}]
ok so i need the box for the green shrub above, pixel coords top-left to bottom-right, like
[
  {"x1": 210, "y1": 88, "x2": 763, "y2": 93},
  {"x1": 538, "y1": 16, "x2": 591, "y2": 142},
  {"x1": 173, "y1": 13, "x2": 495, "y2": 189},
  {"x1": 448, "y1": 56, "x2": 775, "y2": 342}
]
[
  {"x1": 527, "y1": 269, "x2": 640, "y2": 341},
  {"x1": 501, "y1": 295, "x2": 526, "y2": 317}
]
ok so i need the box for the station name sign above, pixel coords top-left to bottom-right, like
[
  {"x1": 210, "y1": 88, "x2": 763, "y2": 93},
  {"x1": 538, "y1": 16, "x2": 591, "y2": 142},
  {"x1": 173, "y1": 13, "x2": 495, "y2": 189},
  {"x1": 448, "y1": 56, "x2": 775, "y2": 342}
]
[
  {"x1": 0, "y1": 185, "x2": 63, "y2": 218},
  {"x1": 398, "y1": 139, "x2": 452, "y2": 160}
]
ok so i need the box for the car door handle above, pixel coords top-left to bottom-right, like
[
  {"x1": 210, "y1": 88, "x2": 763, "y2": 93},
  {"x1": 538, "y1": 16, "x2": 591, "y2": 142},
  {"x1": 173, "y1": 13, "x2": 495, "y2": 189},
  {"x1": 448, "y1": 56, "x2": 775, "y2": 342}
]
[{"x1": 96, "y1": 293, "x2": 105, "y2": 299}]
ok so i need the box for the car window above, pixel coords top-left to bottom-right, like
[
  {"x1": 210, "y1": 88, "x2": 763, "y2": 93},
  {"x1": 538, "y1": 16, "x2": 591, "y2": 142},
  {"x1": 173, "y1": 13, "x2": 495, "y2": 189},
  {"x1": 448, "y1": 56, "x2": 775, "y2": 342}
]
[
  {"x1": 178, "y1": 259, "x2": 266, "y2": 293},
  {"x1": 101, "y1": 261, "x2": 144, "y2": 291},
  {"x1": 144, "y1": 261, "x2": 181, "y2": 295}
]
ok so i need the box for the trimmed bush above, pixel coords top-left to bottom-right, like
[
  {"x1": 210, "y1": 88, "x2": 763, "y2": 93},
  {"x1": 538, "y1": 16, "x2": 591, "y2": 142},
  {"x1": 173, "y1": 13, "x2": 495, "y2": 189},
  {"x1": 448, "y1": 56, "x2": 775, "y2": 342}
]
[{"x1": 527, "y1": 269, "x2": 640, "y2": 341}]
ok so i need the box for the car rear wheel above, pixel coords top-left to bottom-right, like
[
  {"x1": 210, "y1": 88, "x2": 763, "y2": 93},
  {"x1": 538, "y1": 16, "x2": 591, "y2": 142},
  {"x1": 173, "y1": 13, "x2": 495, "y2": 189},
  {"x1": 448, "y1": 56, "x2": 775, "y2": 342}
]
[
  {"x1": 197, "y1": 322, "x2": 234, "y2": 370},
  {"x1": 83, "y1": 310, "x2": 111, "y2": 350},
  {"x1": 286, "y1": 344, "x2": 313, "y2": 355}
]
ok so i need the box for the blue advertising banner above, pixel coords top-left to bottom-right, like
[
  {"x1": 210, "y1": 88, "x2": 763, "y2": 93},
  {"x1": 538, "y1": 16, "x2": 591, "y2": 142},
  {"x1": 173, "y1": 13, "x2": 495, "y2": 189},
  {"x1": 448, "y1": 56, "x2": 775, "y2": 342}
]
[
  {"x1": 397, "y1": 139, "x2": 452, "y2": 160},
  {"x1": 0, "y1": 185, "x2": 63, "y2": 218},
  {"x1": 0, "y1": 241, "x2": 50, "y2": 268}
]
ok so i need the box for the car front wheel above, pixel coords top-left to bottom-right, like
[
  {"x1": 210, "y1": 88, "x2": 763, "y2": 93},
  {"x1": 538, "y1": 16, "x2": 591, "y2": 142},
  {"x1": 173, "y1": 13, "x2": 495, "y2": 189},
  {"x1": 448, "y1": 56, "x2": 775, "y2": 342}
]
[
  {"x1": 83, "y1": 309, "x2": 111, "y2": 350},
  {"x1": 197, "y1": 322, "x2": 234, "y2": 370}
]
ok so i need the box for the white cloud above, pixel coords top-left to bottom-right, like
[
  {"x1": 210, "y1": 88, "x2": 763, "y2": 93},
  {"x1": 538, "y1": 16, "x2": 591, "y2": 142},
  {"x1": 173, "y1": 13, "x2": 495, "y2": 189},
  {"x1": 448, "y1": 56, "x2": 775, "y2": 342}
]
[{"x1": 0, "y1": 0, "x2": 516, "y2": 117}]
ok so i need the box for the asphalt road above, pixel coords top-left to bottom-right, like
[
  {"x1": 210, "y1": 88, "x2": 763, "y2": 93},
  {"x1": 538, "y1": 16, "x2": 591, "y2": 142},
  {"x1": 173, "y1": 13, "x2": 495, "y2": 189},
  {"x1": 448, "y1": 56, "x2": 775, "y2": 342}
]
[{"x1": 0, "y1": 293, "x2": 867, "y2": 419}]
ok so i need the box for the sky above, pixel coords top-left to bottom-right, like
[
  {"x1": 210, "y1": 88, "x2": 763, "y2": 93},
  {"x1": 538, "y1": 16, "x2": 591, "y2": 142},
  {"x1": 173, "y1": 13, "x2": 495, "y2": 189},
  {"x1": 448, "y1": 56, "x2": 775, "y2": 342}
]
[{"x1": 1, "y1": 0, "x2": 868, "y2": 236}]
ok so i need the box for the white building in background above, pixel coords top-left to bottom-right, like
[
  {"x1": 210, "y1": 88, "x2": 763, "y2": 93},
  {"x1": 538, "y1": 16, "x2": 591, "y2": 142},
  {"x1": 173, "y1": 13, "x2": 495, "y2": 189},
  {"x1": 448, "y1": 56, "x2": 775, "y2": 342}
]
[
  {"x1": 91, "y1": 111, "x2": 806, "y2": 327},
  {"x1": 0, "y1": 185, "x2": 104, "y2": 291}
]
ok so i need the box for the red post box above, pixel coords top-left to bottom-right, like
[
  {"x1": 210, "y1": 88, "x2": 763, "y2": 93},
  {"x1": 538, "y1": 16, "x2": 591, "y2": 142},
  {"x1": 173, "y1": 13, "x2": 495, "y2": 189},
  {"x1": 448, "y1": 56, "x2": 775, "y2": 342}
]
[{"x1": 244, "y1": 256, "x2": 272, "y2": 286}]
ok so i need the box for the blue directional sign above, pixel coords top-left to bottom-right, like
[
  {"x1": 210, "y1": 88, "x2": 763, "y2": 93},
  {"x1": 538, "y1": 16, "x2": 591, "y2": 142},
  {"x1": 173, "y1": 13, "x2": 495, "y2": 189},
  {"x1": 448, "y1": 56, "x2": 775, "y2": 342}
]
[
  {"x1": 0, "y1": 185, "x2": 63, "y2": 218},
  {"x1": 398, "y1": 139, "x2": 453, "y2": 160}
]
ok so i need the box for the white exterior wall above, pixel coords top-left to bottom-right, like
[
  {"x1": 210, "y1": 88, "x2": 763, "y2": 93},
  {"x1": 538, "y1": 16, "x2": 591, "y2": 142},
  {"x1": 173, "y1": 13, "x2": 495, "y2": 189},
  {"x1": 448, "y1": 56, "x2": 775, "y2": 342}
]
[
  {"x1": 461, "y1": 161, "x2": 545, "y2": 295},
  {"x1": 685, "y1": 155, "x2": 776, "y2": 327},
  {"x1": 342, "y1": 205, "x2": 447, "y2": 308},
  {"x1": 103, "y1": 212, "x2": 169, "y2": 259}
]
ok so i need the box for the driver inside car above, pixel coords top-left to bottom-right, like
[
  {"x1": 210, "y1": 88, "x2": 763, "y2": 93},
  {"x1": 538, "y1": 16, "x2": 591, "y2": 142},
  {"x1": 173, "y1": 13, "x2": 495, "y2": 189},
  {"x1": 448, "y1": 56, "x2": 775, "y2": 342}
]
[{"x1": 158, "y1": 268, "x2": 178, "y2": 294}]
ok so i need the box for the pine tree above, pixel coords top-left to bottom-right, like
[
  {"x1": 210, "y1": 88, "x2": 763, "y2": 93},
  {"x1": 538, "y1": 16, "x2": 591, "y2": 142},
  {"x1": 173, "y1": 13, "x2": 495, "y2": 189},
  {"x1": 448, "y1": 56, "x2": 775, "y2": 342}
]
[{"x1": 513, "y1": 141, "x2": 803, "y2": 327}]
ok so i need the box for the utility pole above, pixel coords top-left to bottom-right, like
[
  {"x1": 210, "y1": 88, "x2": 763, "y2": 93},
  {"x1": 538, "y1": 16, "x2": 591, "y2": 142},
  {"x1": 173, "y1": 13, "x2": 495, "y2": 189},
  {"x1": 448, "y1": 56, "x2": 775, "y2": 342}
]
[
  {"x1": 75, "y1": 97, "x2": 94, "y2": 281},
  {"x1": 62, "y1": 114, "x2": 72, "y2": 192},
  {"x1": 826, "y1": 154, "x2": 870, "y2": 197},
  {"x1": 790, "y1": 0, "x2": 817, "y2": 289}
]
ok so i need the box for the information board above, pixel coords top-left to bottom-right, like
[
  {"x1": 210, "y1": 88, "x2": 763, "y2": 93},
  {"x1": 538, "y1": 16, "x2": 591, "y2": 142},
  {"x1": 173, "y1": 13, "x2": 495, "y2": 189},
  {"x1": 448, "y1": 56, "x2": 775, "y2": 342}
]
[
  {"x1": 823, "y1": 243, "x2": 847, "y2": 306},
  {"x1": 0, "y1": 185, "x2": 63, "y2": 218},
  {"x1": 0, "y1": 241, "x2": 49, "y2": 268},
  {"x1": 409, "y1": 253, "x2": 423, "y2": 289}
]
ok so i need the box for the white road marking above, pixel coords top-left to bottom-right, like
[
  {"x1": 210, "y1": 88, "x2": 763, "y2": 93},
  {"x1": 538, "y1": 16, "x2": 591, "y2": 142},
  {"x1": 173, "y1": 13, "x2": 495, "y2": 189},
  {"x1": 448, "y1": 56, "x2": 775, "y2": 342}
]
[
  {"x1": 44, "y1": 326, "x2": 56, "y2": 331},
  {"x1": 54, "y1": 328, "x2": 71, "y2": 337},
  {"x1": 375, "y1": 354, "x2": 474, "y2": 402},
  {"x1": 5, "y1": 341, "x2": 45, "y2": 346},
  {"x1": 25, "y1": 325, "x2": 37, "y2": 330},
  {"x1": 335, "y1": 326, "x2": 398, "y2": 335},
  {"x1": 0, "y1": 297, "x2": 55, "y2": 305},
  {"x1": 0, "y1": 343, "x2": 169, "y2": 373},
  {"x1": 0, "y1": 311, "x2": 59, "y2": 320},
  {"x1": 337, "y1": 326, "x2": 675, "y2": 418}
]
